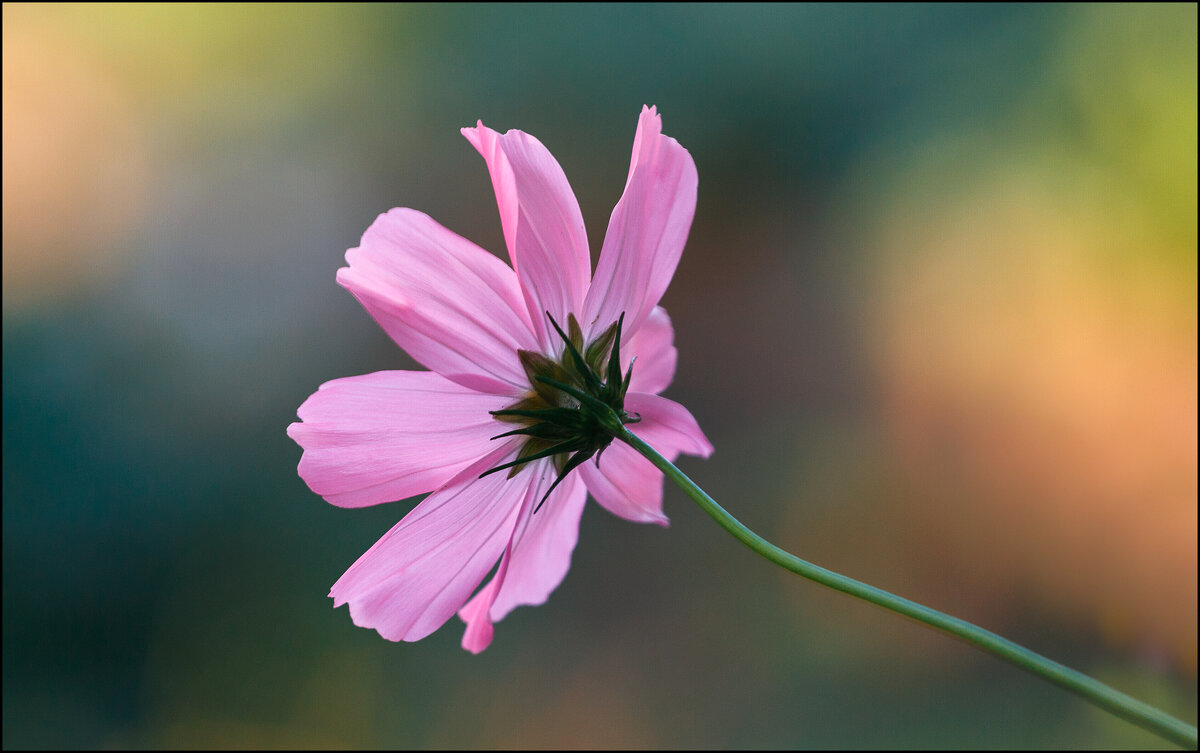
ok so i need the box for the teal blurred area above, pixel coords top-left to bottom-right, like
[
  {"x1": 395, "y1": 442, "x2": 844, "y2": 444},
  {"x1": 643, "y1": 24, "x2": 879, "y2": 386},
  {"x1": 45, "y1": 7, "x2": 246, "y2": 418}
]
[{"x1": 3, "y1": 3, "x2": 1195, "y2": 748}]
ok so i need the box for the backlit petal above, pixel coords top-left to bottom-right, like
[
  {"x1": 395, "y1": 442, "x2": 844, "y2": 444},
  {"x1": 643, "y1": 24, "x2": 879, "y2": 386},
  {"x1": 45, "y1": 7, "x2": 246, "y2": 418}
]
[
  {"x1": 457, "y1": 545, "x2": 508, "y2": 654},
  {"x1": 338, "y1": 208, "x2": 536, "y2": 394},
  {"x1": 458, "y1": 463, "x2": 587, "y2": 652},
  {"x1": 583, "y1": 106, "x2": 698, "y2": 343},
  {"x1": 329, "y1": 445, "x2": 527, "y2": 644},
  {"x1": 578, "y1": 440, "x2": 673, "y2": 526},
  {"x1": 624, "y1": 392, "x2": 713, "y2": 459},
  {"x1": 287, "y1": 371, "x2": 512, "y2": 508},
  {"x1": 490, "y1": 468, "x2": 587, "y2": 620},
  {"x1": 624, "y1": 305, "x2": 677, "y2": 395},
  {"x1": 462, "y1": 122, "x2": 591, "y2": 351}
]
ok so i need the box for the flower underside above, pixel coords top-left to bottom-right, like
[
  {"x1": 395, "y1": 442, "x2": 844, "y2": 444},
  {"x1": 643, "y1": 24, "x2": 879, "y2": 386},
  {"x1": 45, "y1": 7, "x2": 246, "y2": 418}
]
[{"x1": 481, "y1": 312, "x2": 640, "y2": 512}]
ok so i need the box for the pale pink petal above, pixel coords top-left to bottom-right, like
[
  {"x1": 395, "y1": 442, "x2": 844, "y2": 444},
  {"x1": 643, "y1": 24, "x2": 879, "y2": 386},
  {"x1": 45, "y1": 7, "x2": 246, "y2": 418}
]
[
  {"x1": 287, "y1": 371, "x2": 512, "y2": 508},
  {"x1": 458, "y1": 553, "x2": 507, "y2": 653},
  {"x1": 489, "y1": 468, "x2": 587, "y2": 621},
  {"x1": 329, "y1": 444, "x2": 529, "y2": 644},
  {"x1": 623, "y1": 392, "x2": 713, "y2": 459},
  {"x1": 577, "y1": 440, "x2": 673, "y2": 526},
  {"x1": 337, "y1": 208, "x2": 537, "y2": 394},
  {"x1": 458, "y1": 461, "x2": 587, "y2": 652},
  {"x1": 579, "y1": 391, "x2": 712, "y2": 526},
  {"x1": 624, "y1": 305, "x2": 677, "y2": 395},
  {"x1": 462, "y1": 122, "x2": 591, "y2": 351},
  {"x1": 583, "y1": 105, "x2": 698, "y2": 343}
]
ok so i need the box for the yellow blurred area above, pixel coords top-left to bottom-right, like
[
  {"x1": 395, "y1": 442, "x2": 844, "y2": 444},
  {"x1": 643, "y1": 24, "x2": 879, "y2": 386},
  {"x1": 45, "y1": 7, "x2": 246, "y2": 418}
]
[
  {"x1": 2, "y1": 7, "x2": 148, "y2": 306},
  {"x1": 4, "y1": 4, "x2": 373, "y2": 114},
  {"x1": 1, "y1": 3, "x2": 370, "y2": 308},
  {"x1": 1058, "y1": 4, "x2": 1198, "y2": 251}
]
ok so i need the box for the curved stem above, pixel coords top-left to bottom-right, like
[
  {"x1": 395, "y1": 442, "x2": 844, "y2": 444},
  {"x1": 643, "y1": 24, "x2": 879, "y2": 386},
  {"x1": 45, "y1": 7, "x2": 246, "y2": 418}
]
[{"x1": 616, "y1": 427, "x2": 1198, "y2": 749}]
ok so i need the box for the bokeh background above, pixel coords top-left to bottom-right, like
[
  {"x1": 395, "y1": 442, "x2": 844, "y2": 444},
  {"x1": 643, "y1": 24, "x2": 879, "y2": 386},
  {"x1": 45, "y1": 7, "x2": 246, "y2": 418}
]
[{"x1": 3, "y1": 3, "x2": 1196, "y2": 748}]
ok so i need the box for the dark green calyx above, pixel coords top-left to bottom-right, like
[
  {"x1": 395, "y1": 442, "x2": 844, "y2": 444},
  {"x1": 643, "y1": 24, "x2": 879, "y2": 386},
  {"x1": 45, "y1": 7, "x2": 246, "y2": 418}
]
[{"x1": 482, "y1": 312, "x2": 640, "y2": 513}]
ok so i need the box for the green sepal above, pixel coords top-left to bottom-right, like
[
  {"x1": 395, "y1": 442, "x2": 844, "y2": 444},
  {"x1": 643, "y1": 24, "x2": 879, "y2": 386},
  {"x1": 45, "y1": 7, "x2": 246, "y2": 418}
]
[
  {"x1": 490, "y1": 423, "x2": 576, "y2": 442},
  {"x1": 479, "y1": 437, "x2": 588, "y2": 478},
  {"x1": 547, "y1": 313, "x2": 603, "y2": 394},
  {"x1": 603, "y1": 313, "x2": 625, "y2": 403},
  {"x1": 505, "y1": 438, "x2": 554, "y2": 479},
  {"x1": 490, "y1": 406, "x2": 586, "y2": 427},
  {"x1": 619, "y1": 356, "x2": 636, "y2": 403},
  {"x1": 533, "y1": 447, "x2": 597, "y2": 514},
  {"x1": 566, "y1": 313, "x2": 585, "y2": 353},
  {"x1": 490, "y1": 396, "x2": 548, "y2": 423},
  {"x1": 584, "y1": 317, "x2": 620, "y2": 375},
  {"x1": 518, "y1": 349, "x2": 575, "y2": 407},
  {"x1": 533, "y1": 375, "x2": 620, "y2": 428}
]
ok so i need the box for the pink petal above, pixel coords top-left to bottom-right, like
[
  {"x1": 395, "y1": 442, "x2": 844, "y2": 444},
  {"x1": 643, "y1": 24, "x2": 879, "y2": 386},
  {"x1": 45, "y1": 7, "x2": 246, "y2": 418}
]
[
  {"x1": 578, "y1": 440, "x2": 672, "y2": 526},
  {"x1": 337, "y1": 208, "x2": 537, "y2": 394},
  {"x1": 458, "y1": 464, "x2": 587, "y2": 652},
  {"x1": 329, "y1": 444, "x2": 529, "y2": 644},
  {"x1": 624, "y1": 305, "x2": 677, "y2": 395},
  {"x1": 579, "y1": 391, "x2": 712, "y2": 526},
  {"x1": 490, "y1": 468, "x2": 587, "y2": 620},
  {"x1": 462, "y1": 122, "x2": 591, "y2": 352},
  {"x1": 457, "y1": 551, "x2": 507, "y2": 653},
  {"x1": 583, "y1": 106, "x2": 698, "y2": 343},
  {"x1": 287, "y1": 371, "x2": 513, "y2": 508},
  {"x1": 624, "y1": 392, "x2": 713, "y2": 459}
]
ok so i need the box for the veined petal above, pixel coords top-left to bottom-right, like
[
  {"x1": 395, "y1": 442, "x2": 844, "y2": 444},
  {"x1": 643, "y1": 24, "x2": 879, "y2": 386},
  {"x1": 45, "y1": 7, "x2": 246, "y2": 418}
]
[
  {"x1": 462, "y1": 122, "x2": 591, "y2": 352},
  {"x1": 624, "y1": 305, "x2": 677, "y2": 395},
  {"x1": 457, "y1": 542, "x2": 509, "y2": 653},
  {"x1": 583, "y1": 105, "x2": 698, "y2": 344},
  {"x1": 329, "y1": 444, "x2": 527, "y2": 644},
  {"x1": 578, "y1": 441, "x2": 673, "y2": 526},
  {"x1": 623, "y1": 392, "x2": 713, "y2": 459},
  {"x1": 338, "y1": 208, "x2": 537, "y2": 394},
  {"x1": 490, "y1": 468, "x2": 587, "y2": 620},
  {"x1": 579, "y1": 391, "x2": 712, "y2": 526},
  {"x1": 580, "y1": 104, "x2": 696, "y2": 342},
  {"x1": 287, "y1": 371, "x2": 512, "y2": 508},
  {"x1": 458, "y1": 463, "x2": 587, "y2": 653}
]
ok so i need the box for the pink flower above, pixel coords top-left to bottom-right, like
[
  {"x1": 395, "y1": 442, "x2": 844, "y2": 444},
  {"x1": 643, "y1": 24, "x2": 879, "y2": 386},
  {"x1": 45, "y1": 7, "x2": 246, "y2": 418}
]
[{"x1": 287, "y1": 106, "x2": 712, "y2": 653}]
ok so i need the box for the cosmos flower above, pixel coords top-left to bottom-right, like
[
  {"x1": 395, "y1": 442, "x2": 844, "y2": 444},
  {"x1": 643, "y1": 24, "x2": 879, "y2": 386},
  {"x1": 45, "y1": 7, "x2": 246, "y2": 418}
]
[{"x1": 287, "y1": 106, "x2": 712, "y2": 653}]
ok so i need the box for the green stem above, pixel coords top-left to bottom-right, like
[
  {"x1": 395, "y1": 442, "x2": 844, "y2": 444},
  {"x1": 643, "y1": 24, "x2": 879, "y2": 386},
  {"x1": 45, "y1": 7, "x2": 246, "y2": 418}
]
[{"x1": 616, "y1": 426, "x2": 1198, "y2": 749}]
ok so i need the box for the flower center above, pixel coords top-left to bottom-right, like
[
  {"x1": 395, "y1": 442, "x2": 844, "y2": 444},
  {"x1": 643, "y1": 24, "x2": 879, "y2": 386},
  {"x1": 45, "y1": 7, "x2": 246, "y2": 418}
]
[{"x1": 480, "y1": 312, "x2": 640, "y2": 512}]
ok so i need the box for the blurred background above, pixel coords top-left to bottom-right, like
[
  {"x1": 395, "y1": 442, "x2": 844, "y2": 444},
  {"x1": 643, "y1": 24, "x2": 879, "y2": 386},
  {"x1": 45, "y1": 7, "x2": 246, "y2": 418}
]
[{"x1": 3, "y1": 3, "x2": 1195, "y2": 748}]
